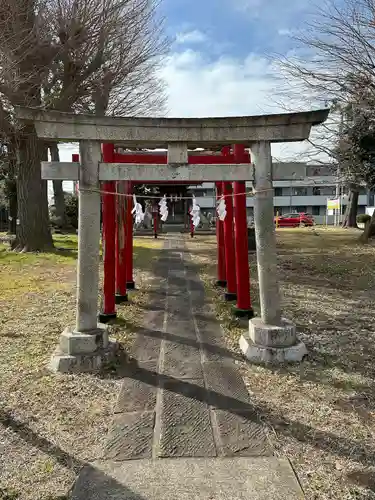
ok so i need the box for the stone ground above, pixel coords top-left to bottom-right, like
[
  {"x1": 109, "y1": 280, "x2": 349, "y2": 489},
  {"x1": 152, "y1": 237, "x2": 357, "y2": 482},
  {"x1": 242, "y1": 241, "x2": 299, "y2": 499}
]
[{"x1": 72, "y1": 235, "x2": 303, "y2": 500}]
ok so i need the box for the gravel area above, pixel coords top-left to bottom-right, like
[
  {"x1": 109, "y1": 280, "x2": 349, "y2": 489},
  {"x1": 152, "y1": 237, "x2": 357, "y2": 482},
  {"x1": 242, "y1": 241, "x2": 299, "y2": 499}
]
[
  {"x1": 186, "y1": 228, "x2": 375, "y2": 500},
  {"x1": 0, "y1": 235, "x2": 163, "y2": 500}
]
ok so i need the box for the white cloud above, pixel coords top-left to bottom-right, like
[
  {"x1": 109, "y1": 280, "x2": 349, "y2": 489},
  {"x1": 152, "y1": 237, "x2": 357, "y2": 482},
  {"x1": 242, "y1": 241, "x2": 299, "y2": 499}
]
[
  {"x1": 159, "y1": 49, "x2": 327, "y2": 161},
  {"x1": 160, "y1": 50, "x2": 280, "y2": 117},
  {"x1": 58, "y1": 48, "x2": 328, "y2": 169},
  {"x1": 175, "y1": 30, "x2": 208, "y2": 45},
  {"x1": 278, "y1": 28, "x2": 293, "y2": 36}
]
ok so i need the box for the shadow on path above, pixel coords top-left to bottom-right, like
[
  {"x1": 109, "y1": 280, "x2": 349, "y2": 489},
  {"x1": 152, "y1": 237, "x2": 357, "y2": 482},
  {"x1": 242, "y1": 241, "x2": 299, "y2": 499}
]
[
  {"x1": 101, "y1": 355, "x2": 375, "y2": 469},
  {"x1": 0, "y1": 409, "x2": 147, "y2": 500}
]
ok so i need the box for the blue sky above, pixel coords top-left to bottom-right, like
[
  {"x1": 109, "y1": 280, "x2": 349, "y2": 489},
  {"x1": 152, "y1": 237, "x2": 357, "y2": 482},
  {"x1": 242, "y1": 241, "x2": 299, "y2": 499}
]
[
  {"x1": 158, "y1": 0, "x2": 327, "y2": 120},
  {"x1": 156, "y1": 0, "x2": 333, "y2": 160},
  {"x1": 57, "y1": 0, "x2": 334, "y2": 178},
  {"x1": 161, "y1": 0, "x2": 315, "y2": 59}
]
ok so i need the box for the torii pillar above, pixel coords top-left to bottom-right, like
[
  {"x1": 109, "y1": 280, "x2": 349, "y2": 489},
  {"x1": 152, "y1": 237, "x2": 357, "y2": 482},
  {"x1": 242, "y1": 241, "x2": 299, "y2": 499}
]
[
  {"x1": 55, "y1": 139, "x2": 114, "y2": 373},
  {"x1": 15, "y1": 107, "x2": 329, "y2": 372},
  {"x1": 239, "y1": 141, "x2": 308, "y2": 362}
]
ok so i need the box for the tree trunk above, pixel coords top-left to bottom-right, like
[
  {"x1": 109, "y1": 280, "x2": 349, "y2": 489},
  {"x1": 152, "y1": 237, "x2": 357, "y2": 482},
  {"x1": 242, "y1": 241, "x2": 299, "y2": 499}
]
[
  {"x1": 342, "y1": 186, "x2": 359, "y2": 228},
  {"x1": 6, "y1": 139, "x2": 18, "y2": 235},
  {"x1": 6, "y1": 179, "x2": 17, "y2": 235},
  {"x1": 50, "y1": 143, "x2": 66, "y2": 228},
  {"x1": 359, "y1": 210, "x2": 375, "y2": 244},
  {"x1": 12, "y1": 125, "x2": 53, "y2": 251}
]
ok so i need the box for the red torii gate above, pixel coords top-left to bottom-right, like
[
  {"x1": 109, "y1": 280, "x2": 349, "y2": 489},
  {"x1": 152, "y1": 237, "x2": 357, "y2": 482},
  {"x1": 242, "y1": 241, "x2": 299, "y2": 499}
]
[{"x1": 73, "y1": 144, "x2": 253, "y2": 322}]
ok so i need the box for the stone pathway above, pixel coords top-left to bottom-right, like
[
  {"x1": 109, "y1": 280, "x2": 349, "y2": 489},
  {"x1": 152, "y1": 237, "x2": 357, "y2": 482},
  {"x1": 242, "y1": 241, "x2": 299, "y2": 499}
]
[{"x1": 72, "y1": 235, "x2": 304, "y2": 499}]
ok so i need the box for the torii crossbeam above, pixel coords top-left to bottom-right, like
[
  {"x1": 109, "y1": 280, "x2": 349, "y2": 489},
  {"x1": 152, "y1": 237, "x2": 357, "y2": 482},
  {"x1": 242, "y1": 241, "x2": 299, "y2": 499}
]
[{"x1": 16, "y1": 107, "x2": 329, "y2": 372}]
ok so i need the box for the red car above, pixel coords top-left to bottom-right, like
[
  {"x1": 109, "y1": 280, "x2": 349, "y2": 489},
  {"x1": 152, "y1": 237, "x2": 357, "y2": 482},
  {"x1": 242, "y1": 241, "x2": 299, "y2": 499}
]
[{"x1": 275, "y1": 213, "x2": 314, "y2": 228}]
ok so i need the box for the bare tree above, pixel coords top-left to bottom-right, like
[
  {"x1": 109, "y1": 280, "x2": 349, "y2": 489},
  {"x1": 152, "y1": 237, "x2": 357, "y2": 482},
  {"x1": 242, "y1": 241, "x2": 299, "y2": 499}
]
[
  {"x1": 277, "y1": 0, "x2": 375, "y2": 228},
  {"x1": 0, "y1": 0, "x2": 168, "y2": 251},
  {"x1": 47, "y1": 0, "x2": 168, "y2": 227}
]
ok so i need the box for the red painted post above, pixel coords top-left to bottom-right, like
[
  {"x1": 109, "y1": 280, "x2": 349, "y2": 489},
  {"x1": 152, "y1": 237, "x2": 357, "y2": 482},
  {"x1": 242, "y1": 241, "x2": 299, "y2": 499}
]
[
  {"x1": 222, "y1": 181, "x2": 237, "y2": 301},
  {"x1": 153, "y1": 203, "x2": 158, "y2": 238},
  {"x1": 99, "y1": 144, "x2": 117, "y2": 322},
  {"x1": 125, "y1": 181, "x2": 135, "y2": 289},
  {"x1": 72, "y1": 154, "x2": 79, "y2": 194},
  {"x1": 190, "y1": 205, "x2": 195, "y2": 238},
  {"x1": 190, "y1": 221, "x2": 194, "y2": 237},
  {"x1": 233, "y1": 144, "x2": 253, "y2": 318},
  {"x1": 115, "y1": 181, "x2": 128, "y2": 303},
  {"x1": 215, "y1": 182, "x2": 226, "y2": 287}
]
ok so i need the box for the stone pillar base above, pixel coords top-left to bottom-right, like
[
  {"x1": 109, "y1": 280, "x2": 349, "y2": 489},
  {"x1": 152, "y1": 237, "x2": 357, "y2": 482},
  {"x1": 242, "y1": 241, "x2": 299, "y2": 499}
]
[
  {"x1": 239, "y1": 317, "x2": 308, "y2": 364},
  {"x1": 115, "y1": 293, "x2": 128, "y2": 304},
  {"x1": 98, "y1": 312, "x2": 117, "y2": 324},
  {"x1": 49, "y1": 325, "x2": 119, "y2": 373},
  {"x1": 126, "y1": 281, "x2": 136, "y2": 290},
  {"x1": 215, "y1": 280, "x2": 227, "y2": 288},
  {"x1": 233, "y1": 307, "x2": 254, "y2": 319},
  {"x1": 224, "y1": 292, "x2": 237, "y2": 302}
]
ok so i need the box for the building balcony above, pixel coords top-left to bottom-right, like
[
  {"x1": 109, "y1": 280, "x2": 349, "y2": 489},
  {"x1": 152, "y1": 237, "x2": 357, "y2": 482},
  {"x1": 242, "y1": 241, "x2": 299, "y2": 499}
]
[
  {"x1": 273, "y1": 195, "x2": 368, "y2": 207},
  {"x1": 194, "y1": 194, "x2": 369, "y2": 210}
]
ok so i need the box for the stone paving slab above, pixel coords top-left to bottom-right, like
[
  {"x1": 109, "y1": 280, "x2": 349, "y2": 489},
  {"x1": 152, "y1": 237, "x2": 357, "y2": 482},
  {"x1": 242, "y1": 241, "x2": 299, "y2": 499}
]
[
  {"x1": 161, "y1": 341, "x2": 203, "y2": 379},
  {"x1": 163, "y1": 317, "x2": 197, "y2": 339},
  {"x1": 114, "y1": 361, "x2": 158, "y2": 414},
  {"x1": 104, "y1": 411, "x2": 155, "y2": 461},
  {"x1": 130, "y1": 332, "x2": 161, "y2": 364},
  {"x1": 195, "y1": 318, "x2": 231, "y2": 363},
  {"x1": 167, "y1": 300, "x2": 189, "y2": 315},
  {"x1": 157, "y1": 378, "x2": 216, "y2": 458},
  {"x1": 213, "y1": 409, "x2": 272, "y2": 457},
  {"x1": 162, "y1": 329, "x2": 199, "y2": 349},
  {"x1": 72, "y1": 457, "x2": 304, "y2": 500},
  {"x1": 203, "y1": 361, "x2": 253, "y2": 409}
]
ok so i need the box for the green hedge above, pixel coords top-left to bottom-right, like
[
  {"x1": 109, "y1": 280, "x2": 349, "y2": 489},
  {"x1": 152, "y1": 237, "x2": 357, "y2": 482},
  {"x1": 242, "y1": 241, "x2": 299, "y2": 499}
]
[{"x1": 357, "y1": 214, "x2": 371, "y2": 224}]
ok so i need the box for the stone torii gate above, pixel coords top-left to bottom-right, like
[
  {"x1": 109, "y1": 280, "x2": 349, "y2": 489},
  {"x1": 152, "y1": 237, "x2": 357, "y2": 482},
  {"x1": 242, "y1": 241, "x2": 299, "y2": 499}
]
[{"x1": 16, "y1": 107, "x2": 328, "y2": 372}]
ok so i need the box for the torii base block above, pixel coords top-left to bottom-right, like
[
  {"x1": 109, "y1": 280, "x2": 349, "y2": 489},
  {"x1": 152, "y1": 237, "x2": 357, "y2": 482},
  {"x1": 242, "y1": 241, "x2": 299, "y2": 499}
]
[
  {"x1": 49, "y1": 325, "x2": 119, "y2": 373},
  {"x1": 239, "y1": 318, "x2": 308, "y2": 364}
]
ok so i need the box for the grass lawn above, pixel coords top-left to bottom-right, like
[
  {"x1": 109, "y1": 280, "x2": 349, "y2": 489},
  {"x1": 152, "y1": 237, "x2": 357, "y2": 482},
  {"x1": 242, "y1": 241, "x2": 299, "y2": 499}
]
[
  {"x1": 0, "y1": 234, "x2": 163, "y2": 500},
  {"x1": 186, "y1": 227, "x2": 375, "y2": 500}
]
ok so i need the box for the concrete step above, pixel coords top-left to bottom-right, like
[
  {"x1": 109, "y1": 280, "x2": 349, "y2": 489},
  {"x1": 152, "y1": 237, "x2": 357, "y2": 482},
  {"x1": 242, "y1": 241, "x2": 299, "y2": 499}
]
[{"x1": 72, "y1": 457, "x2": 304, "y2": 500}]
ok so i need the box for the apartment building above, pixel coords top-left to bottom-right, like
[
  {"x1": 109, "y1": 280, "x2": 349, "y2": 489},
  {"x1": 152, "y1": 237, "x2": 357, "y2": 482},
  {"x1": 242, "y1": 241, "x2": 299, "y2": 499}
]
[{"x1": 188, "y1": 162, "x2": 372, "y2": 225}]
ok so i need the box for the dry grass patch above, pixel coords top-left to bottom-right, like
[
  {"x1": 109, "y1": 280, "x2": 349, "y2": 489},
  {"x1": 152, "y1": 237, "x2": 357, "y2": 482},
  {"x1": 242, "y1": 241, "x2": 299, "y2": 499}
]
[
  {"x1": 0, "y1": 234, "x2": 163, "y2": 500},
  {"x1": 186, "y1": 228, "x2": 375, "y2": 500}
]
